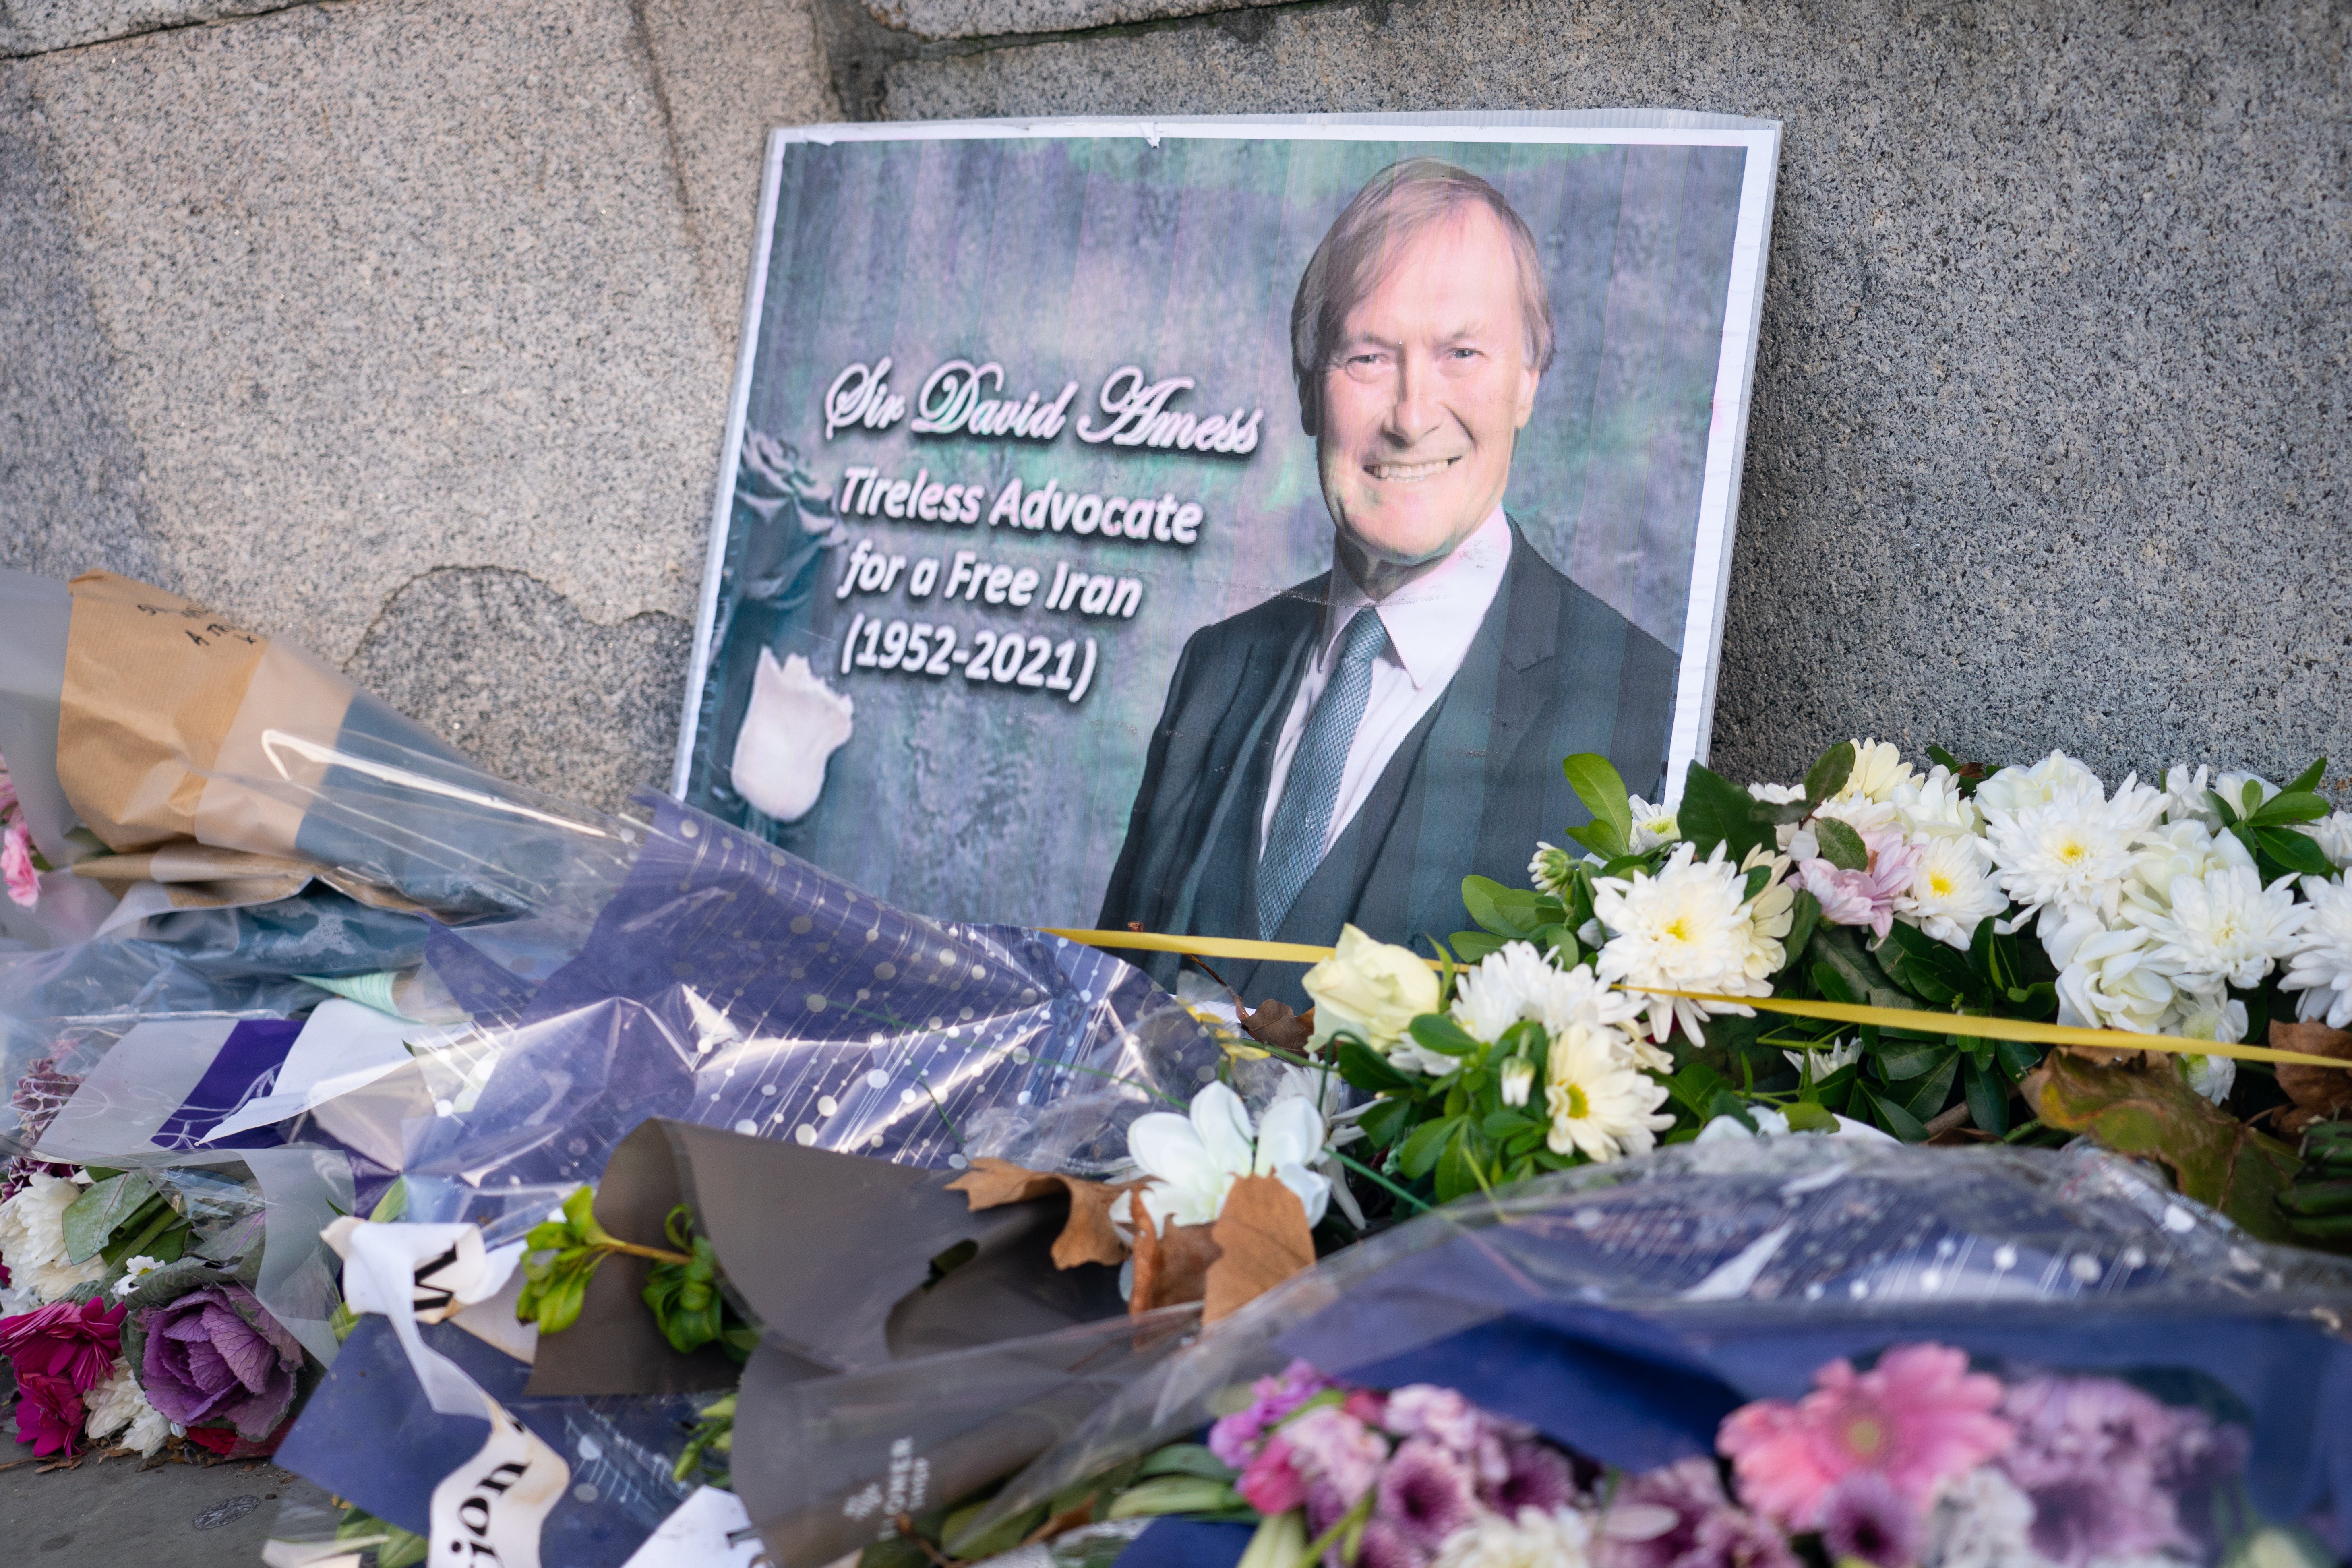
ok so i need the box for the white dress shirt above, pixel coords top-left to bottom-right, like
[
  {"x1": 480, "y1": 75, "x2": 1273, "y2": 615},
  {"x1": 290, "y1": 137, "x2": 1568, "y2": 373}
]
[{"x1": 1259, "y1": 507, "x2": 1513, "y2": 859}]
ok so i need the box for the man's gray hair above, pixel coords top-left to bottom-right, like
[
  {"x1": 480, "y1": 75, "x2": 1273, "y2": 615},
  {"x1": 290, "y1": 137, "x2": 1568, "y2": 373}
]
[{"x1": 1289, "y1": 158, "x2": 1555, "y2": 435}]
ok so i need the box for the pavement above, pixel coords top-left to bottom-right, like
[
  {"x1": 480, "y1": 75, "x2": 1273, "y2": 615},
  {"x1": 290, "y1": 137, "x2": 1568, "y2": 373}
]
[{"x1": 0, "y1": 1365, "x2": 339, "y2": 1568}]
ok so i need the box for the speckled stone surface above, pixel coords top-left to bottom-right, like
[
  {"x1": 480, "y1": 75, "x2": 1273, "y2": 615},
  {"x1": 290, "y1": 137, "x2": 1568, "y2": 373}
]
[
  {"x1": 855, "y1": 0, "x2": 1285, "y2": 43},
  {"x1": 346, "y1": 566, "x2": 691, "y2": 814},
  {"x1": 882, "y1": 0, "x2": 2352, "y2": 794},
  {"x1": 0, "y1": 0, "x2": 297, "y2": 58}
]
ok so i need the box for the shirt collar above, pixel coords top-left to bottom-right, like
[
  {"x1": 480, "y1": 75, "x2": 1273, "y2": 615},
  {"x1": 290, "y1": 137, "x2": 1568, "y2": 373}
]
[{"x1": 1326, "y1": 506, "x2": 1513, "y2": 691}]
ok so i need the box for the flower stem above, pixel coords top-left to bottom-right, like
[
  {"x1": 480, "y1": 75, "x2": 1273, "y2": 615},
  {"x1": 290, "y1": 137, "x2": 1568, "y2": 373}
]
[
  {"x1": 602, "y1": 1239, "x2": 695, "y2": 1266},
  {"x1": 1329, "y1": 1148, "x2": 1431, "y2": 1215}
]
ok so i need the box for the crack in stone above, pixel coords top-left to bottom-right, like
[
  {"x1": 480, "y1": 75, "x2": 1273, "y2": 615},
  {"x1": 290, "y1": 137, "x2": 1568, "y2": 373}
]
[
  {"x1": 810, "y1": 0, "x2": 1415, "y2": 120},
  {"x1": 0, "y1": 0, "x2": 329, "y2": 62}
]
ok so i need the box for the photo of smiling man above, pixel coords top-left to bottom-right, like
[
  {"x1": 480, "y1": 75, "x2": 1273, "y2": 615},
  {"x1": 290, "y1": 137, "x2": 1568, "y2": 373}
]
[{"x1": 1098, "y1": 158, "x2": 1679, "y2": 1003}]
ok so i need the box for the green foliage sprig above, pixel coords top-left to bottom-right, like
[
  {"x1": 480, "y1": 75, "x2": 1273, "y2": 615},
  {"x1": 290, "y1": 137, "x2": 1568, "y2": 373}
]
[{"x1": 515, "y1": 1185, "x2": 693, "y2": 1334}]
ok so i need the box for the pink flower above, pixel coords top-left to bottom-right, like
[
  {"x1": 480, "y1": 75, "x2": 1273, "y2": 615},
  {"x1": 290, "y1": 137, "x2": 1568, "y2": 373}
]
[
  {"x1": 1237, "y1": 1434, "x2": 1309, "y2": 1514},
  {"x1": 1717, "y1": 1342, "x2": 2013, "y2": 1529},
  {"x1": 1284, "y1": 1405, "x2": 1389, "y2": 1505},
  {"x1": 10, "y1": 1371, "x2": 87, "y2": 1456},
  {"x1": 1384, "y1": 1384, "x2": 1487, "y2": 1453},
  {"x1": 1796, "y1": 828, "x2": 1920, "y2": 940},
  {"x1": 2, "y1": 820, "x2": 37, "y2": 909}
]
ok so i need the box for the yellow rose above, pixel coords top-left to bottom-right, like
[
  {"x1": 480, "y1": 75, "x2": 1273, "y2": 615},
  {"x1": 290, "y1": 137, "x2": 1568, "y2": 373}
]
[{"x1": 1303, "y1": 924, "x2": 1440, "y2": 1055}]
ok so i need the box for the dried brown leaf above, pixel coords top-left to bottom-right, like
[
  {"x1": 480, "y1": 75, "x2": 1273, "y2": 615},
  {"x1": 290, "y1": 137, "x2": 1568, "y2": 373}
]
[
  {"x1": 1202, "y1": 1175, "x2": 1316, "y2": 1325},
  {"x1": 945, "y1": 1157, "x2": 1138, "y2": 1269},
  {"x1": 1129, "y1": 1206, "x2": 1220, "y2": 1315},
  {"x1": 1239, "y1": 1000, "x2": 1316, "y2": 1054},
  {"x1": 2273, "y1": 1021, "x2": 2352, "y2": 1134}
]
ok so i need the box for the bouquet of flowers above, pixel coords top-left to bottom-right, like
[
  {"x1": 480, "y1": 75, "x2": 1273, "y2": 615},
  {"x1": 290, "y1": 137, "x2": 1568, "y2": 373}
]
[
  {"x1": 1097, "y1": 1343, "x2": 2313, "y2": 1568},
  {"x1": 1297, "y1": 743, "x2": 2352, "y2": 1243}
]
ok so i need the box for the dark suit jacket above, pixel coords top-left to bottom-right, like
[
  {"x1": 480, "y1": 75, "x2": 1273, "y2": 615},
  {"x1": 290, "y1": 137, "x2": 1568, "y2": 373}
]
[{"x1": 1095, "y1": 522, "x2": 1677, "y2": 1009}]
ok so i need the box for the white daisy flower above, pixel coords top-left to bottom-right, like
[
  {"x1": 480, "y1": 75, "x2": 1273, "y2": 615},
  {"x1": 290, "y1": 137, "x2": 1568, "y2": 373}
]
[
  {"x1": 83, "y1": 1356, "x2": 172, "y2": 1457},
  {"x1": 1545, "y1": 1025, "x2": 1673, "y2": 1163},
  {"x1": 1625, "y1": 794, "x2": 1680, "y2": 852},
  {"x1": 112, "y1": 1255, "x2": 166, "y2": 1299},
  {"x1": 1592, "y1": 843, "x2": 1771, "y2": 1044},
  {"x1": 2282, "y1": 875, "x2": 2352, "y2": 1030},
  {"x1": 1896, "y1": 833, "x2": 2009, "y2": 949},
  {"x1": 0, "y1": 1172, "x2": 109, "y2": 1306}
]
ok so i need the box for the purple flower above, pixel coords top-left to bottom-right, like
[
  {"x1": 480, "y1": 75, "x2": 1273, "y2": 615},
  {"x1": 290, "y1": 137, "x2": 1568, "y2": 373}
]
[
  {"x1": 1595, "y1": 1458, "x2": 1728, "y2": 1568},
  {"x1": 1684, "y1": 1507, "x2": 1802, "y2": 1568},
  {"x1": 1481, "y1": 1435, "x2": 1578, "y2": 1517},
  {"x1": 1208, "y1": 1359, "x2": 1334, "y2": 1468},
  {"x1": 1377, "y1": 1437, "x2": 1477, "y2": 1553},
  {"x1": 1384, "y1": 1384, "x2": 1487, "y2": 1454},
  {"x1": 1353, "y1": 1518, "x2": 1431, "y2": 1568},
  {"x1": 1997, "y1": 1376, "x2": 2197, "y2": 1566},
  {"x1": 137, "y1": 1283, "x2": 304, "y2": 1441},
  {"x1": 1818, "y1": 1472, "x2": 1921, "y2": 1567}
]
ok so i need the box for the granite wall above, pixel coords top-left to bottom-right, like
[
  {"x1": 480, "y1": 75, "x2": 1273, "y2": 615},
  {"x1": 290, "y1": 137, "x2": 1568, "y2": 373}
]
[{"x1": 4, "y1": 0, "x2": 2346, "y2": 817}]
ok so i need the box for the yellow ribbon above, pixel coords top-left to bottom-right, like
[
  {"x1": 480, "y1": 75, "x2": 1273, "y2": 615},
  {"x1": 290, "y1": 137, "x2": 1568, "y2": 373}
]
[{"x1": 1041, "y1": 928, "x2": 2352, "y2": 1074}]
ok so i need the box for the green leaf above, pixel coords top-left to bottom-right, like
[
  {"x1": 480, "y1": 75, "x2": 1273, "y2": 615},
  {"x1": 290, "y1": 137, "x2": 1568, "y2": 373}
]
[
  {"x1": 1136, "y1": 1445, "x2": 1237, "y2": 1483},
  {"x1": 1995, "y1": 1037, "x2": 2043, "y2": 1081},
  {"x1": 1963, "y1": 1057, "x2": 2010, "y2": 1138},
  {"x1": 1856, "y1": 1083, "x2": 1931, "y2": 1143},
  {"x1": 1448, "y1": 929, "x2": 1506, "y2": 963},
  {"x1": 1812, "y1": 817, "x2": 1869, "y2": 872},
  {"x1": 1893, "y1": 1053, "x2": 1961, "y2": 1122},
  {"x1": 1356, "y1": 1096, "x2": 1414, "y2": 1151},
  {"x1": 1406, "y1": 1013, "x2": 1480, "y2": 1059},
  {"x1": 1106, "y1": 1476, "x2": 1243, "y2": 1520},
  {"x1": 1336, "y1": 1041, "x2": 1415, "y2": 1094},
  {"x1": 2250, "y1": 790, "x2": 2332, "y2": 826},
  {"x1": 62, "y1": 1172, "x2": 159, "y2": 1264},
  {"x1": 2207, "y1": 790, "x2": 2242, "y2": 829},
  {"x1": 1481, "y1": 1109, "x2": 1537, "y2": 1138},
  {"x1": 1676, "y1": 763, "x2": 1779, "y2": 865},
  {"x1": 2254, "y1": 826, "x2": 2333, "y2": 877},
  {"x1": 1876, "y1": 1039, "x2": 1952, "y2": 1082},
  {"x1": 1433, "y1": 1134, "x2": 1485, "y2": 1204},
  {"x1": 1665, "y1": 1060, "x2": 1729, "y2": 1119},
  {"x1": 1398, "y1": 1115, "x2": 1461, "y2": 1179},
  {"x1": 1876, "y1": 920, "x2": 1976, "y2": 1008},
  {"x1": 1782, "y1": 1101, "x2": 1840, "y2": 1134},
  {"x1": 1807, "y1": 926, "x2": 1921, "y2": 1016},
  {"x1": 2283, "y1": 757, "x2": 2328, "y2": 796},
  {"x1": 2032, "y1": 1051, "x2": 2301, "y2": 1243},
  {"x1": 1561, "y1": 753, "x2": 1634, "y2": 859},
  {"x1": 1803, "y1": 740, "x2": 1856, "y2": 806},
  {"x1": 1776, "y1": 889, "x2": 1821, "y2": 976}
]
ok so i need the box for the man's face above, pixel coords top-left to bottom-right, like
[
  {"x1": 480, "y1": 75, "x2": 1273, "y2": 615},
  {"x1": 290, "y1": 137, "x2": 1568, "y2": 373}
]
[{"x1": 1316, "y1": 203, "x2": 1540, "y2": 578}]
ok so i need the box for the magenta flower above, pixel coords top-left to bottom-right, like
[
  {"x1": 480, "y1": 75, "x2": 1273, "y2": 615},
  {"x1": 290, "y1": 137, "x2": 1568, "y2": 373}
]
[
  {"x1": 1818, "y1": 1472, "x2": 1921, "y2": 1567},
  {"x1": 1683, "y1": 1507, "x2": 1803, "y2": 1568},
  {"x1": 1717, "y1": 1342, "x2": 2013, "y2": 1530},
  {"x1": 1376, "y1": 1436, "x2": 1477, "y2": 1552},
  {"x1": 1482, "y1": 1434, "x2": 1577, "y2": 1516},
  {"x1": 2, "y1": 820, "x2": 37, "y2": 909},
  {"x1": 1353, "y1": 1518, "x2": 1431, "y2": 1568},
  {"x1": 1208, "y1": 1359, "x2": 1333, "y2": 1468},
  {"x1": 1796, "y1": 827, "x2": 1920, "y2": 940},
  {"x1": 137, "y1": 1283, "x2": 304, "y2": 1440},
  {"x1": 0, "y1": 1297, "x2": 126, "y2": 1457}
]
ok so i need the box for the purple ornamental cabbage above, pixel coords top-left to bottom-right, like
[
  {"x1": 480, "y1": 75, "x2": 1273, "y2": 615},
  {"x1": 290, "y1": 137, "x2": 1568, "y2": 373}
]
[{"x1": 137, "y1": 1283, "x2": 304, "y2": 1440}]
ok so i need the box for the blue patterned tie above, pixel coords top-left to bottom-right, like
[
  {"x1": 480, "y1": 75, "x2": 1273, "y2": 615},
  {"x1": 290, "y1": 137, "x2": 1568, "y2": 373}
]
[{"x1": 1258, "y1": 607, "x2": 1389, "y2": 938}]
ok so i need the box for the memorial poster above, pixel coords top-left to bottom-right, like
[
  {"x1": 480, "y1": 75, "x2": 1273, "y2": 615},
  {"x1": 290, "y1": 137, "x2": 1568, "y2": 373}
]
[{"x1": 676, "y1": 112, "x2": 1779, "y2": 993}]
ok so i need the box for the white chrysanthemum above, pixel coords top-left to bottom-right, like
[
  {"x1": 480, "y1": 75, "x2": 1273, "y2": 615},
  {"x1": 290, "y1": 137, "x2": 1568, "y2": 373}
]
[
  {"x1": 2046, "y1": 911, "x2": 2178, "y2": 1034},
  {"x1": 1432, "y1": 1506, "x2": 1593, "y2": 1568},
  {"x1": 1888, "y1": 764, "x2": 1982, "y2": 840},
  {"x1": 1807, "y1": 794, "x2": 1900, "y2": 838},
  {"x1": 2160, "y1": 764, "x2": 2282, "y2": 830},
  {"x1": 1625, "y1": 795, "x2": 1680, "y2": 852},
  {"x1": 83, "y1": 1356, "x2": 172, "y2": 1457},
  {"x1": 2282, "y1": 875, "x2": 2352, "y2": 1030},
  {"x1": 1821, "y1": 738, "x2": 1915, "y2": 808},
  {"x1": 1974, "y1": 750, "x2": 2103, "y2": 819},
  {"x1": 0, "y1": 1173, "x2": 108, "y2": 1305},
  {"x1": 1592, "y1": 843, "x2": 1771, "y2": 1043},
  {"x1": 1528, "y1": 842, "x2": 1575, "y2": 898},
  {"x1": 1982, "y1": 774, "x2": 2166, "y2": 930},
  {"x1": 2298, "y1": 812, "x2": 2352, "y2": 870},
  {"x1": 1747, "y1": 781, "x2": 1806, "y2": 804},
  {"x1": 1452, "y1": 944, "x2": 1657, "y2": 1070},
  {"x1": 1545, "y1": 1023, "x2": 1673, "y2": 1163},
  {"x1": 1895, "y1": 833, "x2": 2009, "y2": 949},
  {"x1": 2134, "y1": 865, "x2": 2307, "y2": 992},
  {"x1": 2123, "y1": 819, "x2": 2254, "y2": 922}
]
